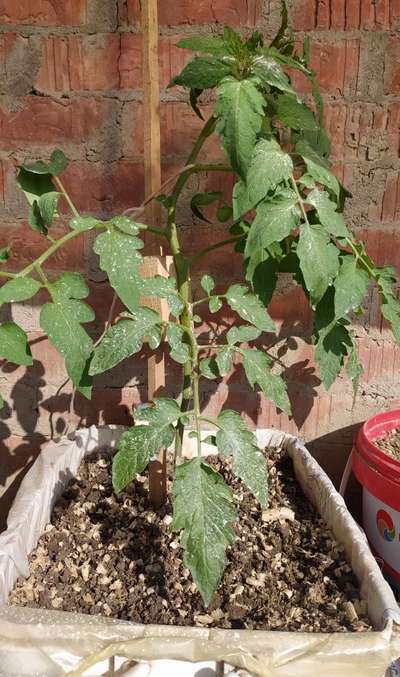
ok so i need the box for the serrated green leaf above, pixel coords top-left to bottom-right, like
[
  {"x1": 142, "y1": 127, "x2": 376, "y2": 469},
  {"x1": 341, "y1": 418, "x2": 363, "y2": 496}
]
[
  {"x1": 380, "y1": 297, "x2": 400, "y2": 344},
  {"x1": 209, "y1": 296, "x2": 222, "y2": 313},
  {"x1": 171, "y1": 56, "x2": 232, "y2": 89},
  {"x1": 90, "y1": 308, "x2": 161, "y2": 375},
  {"x1": 246, "y1": 250, "x2": 279, "y2": 306},
  {"x1": 215, "y1": 77, "x2": 265, "y2": 179},
  {"x1": 232, "y1": 179, "x2": 254, "y2": 218},
  {"x1": 172, "y1": 457, "x2": 237, "y2": 606},
  {"x1": 0, "y1": 322, "x2": 32, "y2": 365},
  {"x1": 296, "y1": 139, "x2": 339, "y2": 197},
  {"x1": 334, "y1": 257, "x2": 369, "y2": 318},
  {"x1": 176, "y1": 36, "x2": 226, "y2": 55},
  {"x1": 94, "y1": 229, "x2": 143, "y2": 313},
  {"x1": 216, "y1": 347, "x2": 232, "y2": 375},
  {"x1": 70, "y1": 216, "x2": 99, "y2": 231},
  {"x1": 226, "y1": 284, "x2": 275, "y2": 332},
  {"x1": 167, "y1": 324, "x2": 190, "y2": 364},
  {"x1": 245, "y1": 138, "x2": 294, "y2": 208},
  {"x1": 0, "y1": 277, "x2": 41, "y2": 304},
  {"x1": 140, "y1": 276, "x2": 183, "y2": 316},
  {"x1": 306, "y1": 188, "x2": 350, "y2": 237},
  {"x1": 227, "y1": 325, "x2": 261, "y2": 344},
  {"x1": 113, "y1": 399, "x2": 180, "y2": 493},
  {"x1": 223, "y1": 26, "x2": 246, "y2": 59},
  {"x1": 277, "y1": 94, "x2": 317, "y2": 132},
  {"x1": 199, "y1": 357, "x2": 220, "y2": 380},
  {"x1": 245, "y1": 194, "x2": 299, "y2": 262},
  {"x1": 217, "y1": 204, "x2": 233, "y2": 222},
  {"x1": 347, "y1": 341, "x2": 363, "y2": 397},
  {"x1": 40, "y1": 293, "x2": 94, "y2": 398},
  {"x1": 316, "y1": 323, "x2": 352, "y2": 390},
  {"x1": 28, "y1": 200, "x2": 48, "y2": 235},
  {"x1": 51, "y1": 272, "x2": 89, "y2": 300},
  {"x1": 201, "y1": 275, "x2": 215, "y2": 294},
  {"x1": 298, "y1": 173, "x2": 316, "y2": 189},
  {"x1": 297, "y1": 223, "x2": 339, "y2": 306},
  {"x1": 251, "y1": 55, "x2": 294, "y2": 93},
  {"x1": 110, "y1": 216, "x2": 140, "y2": 235},
  {"x1": 216, "y1": 410, "x2": 267, "y2": 504},
  {"x1": 241, "y1": 348, "x2": 291, "y2": 414}
]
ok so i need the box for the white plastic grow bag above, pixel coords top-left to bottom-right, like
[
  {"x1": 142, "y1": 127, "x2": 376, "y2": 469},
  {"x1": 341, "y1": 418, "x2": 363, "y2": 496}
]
[{"x1": 0, "y1": 425, "x2": 399, "y2": 677}]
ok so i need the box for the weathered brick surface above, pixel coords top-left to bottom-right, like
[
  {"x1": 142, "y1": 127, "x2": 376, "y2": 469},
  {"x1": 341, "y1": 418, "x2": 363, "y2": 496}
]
[{"x1": 0, "y1": 0, "x2": 400, "y2": 498}]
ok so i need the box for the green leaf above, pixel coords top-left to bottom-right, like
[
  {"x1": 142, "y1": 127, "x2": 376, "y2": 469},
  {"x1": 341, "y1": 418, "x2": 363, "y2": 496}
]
[
  {"x1": 200, "y1": 357, "x2": 220, "y2": 380},
  {"x1": 251, "y1": 55, "x2": 294, "y2": 94},
  {"x1": 167, "y1": 324, "x2": 190, "y2": 364},
  {"x1": 215, "y1": 348, "x2": 232, "y2": 375},
  {"x1": 191, "y1": 192, "x2": 221, "y2": 223},
  {"x1": 17, "y1": 167, "x2": 54, "y2": 205},
  {"x1": 176, "y1": 35, "x2": 226, "y2": 55},
  {"x1": 51, "y1": 272, "x2": 89, "y2": 300},
  {"x1": 215, "y1": 77, "x2": 265, "y2": 179},
  {"x1": 277, "y1": 94, "x2": 317, "y2": 132},
  {"x1": 94, "y1": 229, "x2": 143, "y2": 313},
  {"x1": 306, "y1": 189, "x2": 350, "y2": 238},
  {"x1": 226, "y1": 284, "x2": 275, "y2": 332},
  {"x1": 246, "y1": 251, "x2": 278, "y2": 306},
  {"x1": 0, "y1": 322, "x2": 32, "y2": 366},
  {"x1": 40, "y1": 289, "x2": 94, "y2": 397},
  {"x1": 297, "y1": 223, "x2": 339, "y2": 306},
  {"x1": 172, "y1": 457, "x2": 237, "y2": 606},
  {"x1": 90, "y1": 308, "x2": 161, "y2": 375},
  {"x1": 217, "y1": 204, "x2": 233, "y2": 222},
  {"x1": 232, "y1": 179, "x2": 254, "y2": 218},
  {"x1": 37, "y1": 191, "x2": 60, "y2": 226},
  {"x1": 201, "y1": 275, "x2": 215, "y2": 294},
  {"x1": 315, "y1": 323, "x2": 352, "y2": 390},
  {"x1": 334, "y1": 257, "x2": 369, "y2": 318},
  {"x1": 245, "y1": 138, "x2": 294, "y2": 208},
  {"x1": 223, "y1": 26, "x2": 246, "y2": 59},
  {"x1": 110, "y1": 216, "x2": 140, "y2": 235},
  {"x1": 0, "y1": 248, "x2": 10, "y2": 263},
  {"x1": 209, "y1": 296, "x2": 222, "y2": 313},
  {"x1": 241, "y1": 348, "x2": 291, "y2": 414},
  {"x1": 216, "y1": 410, "x2": 267, "y2": 504},
  {"x1": 28, "y1": 200, "x2": 48, "y2": 235},
  {"x1": 140, "y1": 276, "x2": 184, "y2": 317},
  {"x1": 22, "y1": 149, "x2": 68, "y2": 176},
  {"x1": 347, "y1": 341, "x2": 363, "y2": 397},
  {"x1": 171, "y1": 56, "x2": 232, "y2": 89},
  {"x1": 227, "y1": 325, "x2": 261, "y2": 344},
  {"x1": 0, "y1": 277, "x2": 41, "y2": 304},
  {"x1": 245, "y1": 194, "x2": 299, "y2": 262},
  {"x1": 70, "y1": 216, "x2": 99, "y2": 232},
  {"x1": 296, "y1": 139, "x2": 339, "y2": 197},
  {"x1": 113, "y1": 399, "x2": 181, "y2": 493}
]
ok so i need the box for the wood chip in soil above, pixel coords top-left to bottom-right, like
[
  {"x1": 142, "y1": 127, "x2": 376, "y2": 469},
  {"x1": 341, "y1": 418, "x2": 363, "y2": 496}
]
[
  {"x1": 9, "y1": 447, "x2": 372, "y2": 632},
  {"x1": 375, "y1": 427, "x2": 400, "y2": 461}
]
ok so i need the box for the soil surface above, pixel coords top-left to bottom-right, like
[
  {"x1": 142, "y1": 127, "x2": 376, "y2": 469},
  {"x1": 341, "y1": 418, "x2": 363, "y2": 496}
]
[
  {"x1": 10, "y1": 447, "x2": 372, "y2": 632},
  {"x1": 375, "y1": 428, "x2": 400, "y2": 460}
]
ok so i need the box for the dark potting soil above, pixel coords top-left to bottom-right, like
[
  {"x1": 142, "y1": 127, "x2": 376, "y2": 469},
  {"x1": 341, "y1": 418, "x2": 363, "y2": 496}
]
[
  {"x1": 375, "y1": 427, "x2": 400, "y2": 461},
  {"x1": 9, "y1": 447, "x2": 372, "y2": 632}
]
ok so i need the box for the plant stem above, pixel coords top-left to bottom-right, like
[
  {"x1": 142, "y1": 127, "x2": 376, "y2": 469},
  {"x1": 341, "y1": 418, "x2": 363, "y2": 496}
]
[
  {"x1": 54, "y1": 177, "x2": 79, "y2": 218},
  {"x1": 189, "y1": 233, "x2": 245, "y2": 266},
  {"x1": 19, "y1": 228, "x2": 88, "y2": 277}
]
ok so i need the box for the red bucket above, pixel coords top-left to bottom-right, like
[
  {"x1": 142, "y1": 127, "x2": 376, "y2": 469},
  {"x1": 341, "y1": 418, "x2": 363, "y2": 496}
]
[{"x1": 352, "y1": 409, "x2": 400, "y2": 583}]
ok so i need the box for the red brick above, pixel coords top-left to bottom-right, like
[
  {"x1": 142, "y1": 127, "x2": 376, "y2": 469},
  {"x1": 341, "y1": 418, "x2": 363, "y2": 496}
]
[
  {"x1": 125, "y1": 0, "x2": 262, "y2": 27},
  {"x1": 390, "y1": 0, "x2": 400, "y2": 28},
  {"x1": 36, "y1": 34, "x2": 120, "y2": 93},
  {"x1": 126, "y1": 101, "x2": 222, "y2": 159},
  {"x1": 316, "y1": 0, "x2": 330, "y2": 29},
  {"x1": 345, "y1": 0, "x2": 362, "y2": 29},
  {"x1": 291, "y1": 40, "x2": 359, "y2": 98},
  {"x1": 0, "y1": 223, "x2": 85, "y2": 272},
  {"x1": 384, "y1": 37, "x2": 400, "y2": 95},
  {"x1": 119, "y1": 34, "x2": 192, "y2": 91},
  {"x1": 292, "y1": 0, "x2": 393, "y2": 29},
  {"x1": 0, "y1": 96, "x2": 117, "y2": 150},
  {"x1": 0, "y1": 0, "x2": 86, "y2": 26},
  {"x1": 290, "y1": 0, "x2": 316, "y2": 31}
]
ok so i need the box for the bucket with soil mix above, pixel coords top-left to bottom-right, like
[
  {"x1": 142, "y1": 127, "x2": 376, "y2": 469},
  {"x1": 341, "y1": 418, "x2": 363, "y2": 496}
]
[
  {"x1": 0, "y1": 426, "x2": 399, "y2": 677},
  {"x1": 349, "y1": 409, "x2": 400, "y2": 588}
]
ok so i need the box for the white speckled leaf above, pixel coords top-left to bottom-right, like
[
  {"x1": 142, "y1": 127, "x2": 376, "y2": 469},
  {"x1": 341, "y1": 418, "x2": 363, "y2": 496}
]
[
  {"x1": 94, "y1": 229, "x2": 143, "y2": 313},
  {"x1": 226, "y1": 284, "x2": 275, "y2": 332}
]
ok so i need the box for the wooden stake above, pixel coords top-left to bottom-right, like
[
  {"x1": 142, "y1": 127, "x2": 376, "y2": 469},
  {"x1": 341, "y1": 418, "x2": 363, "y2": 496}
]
[{"x1": 141, "y1": 0, "x2": 167, "y2": 507}]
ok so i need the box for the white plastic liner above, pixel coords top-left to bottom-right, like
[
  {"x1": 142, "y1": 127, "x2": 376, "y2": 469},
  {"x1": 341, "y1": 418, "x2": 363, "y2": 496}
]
[{"x1": 0, "y1": 425, "x2": 399, "y2": 677}]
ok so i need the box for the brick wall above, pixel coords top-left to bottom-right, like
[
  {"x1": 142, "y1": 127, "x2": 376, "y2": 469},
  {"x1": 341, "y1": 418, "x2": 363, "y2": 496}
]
[{"x1": 0, "y1": 0, "x2": 400, "y2": 503}]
